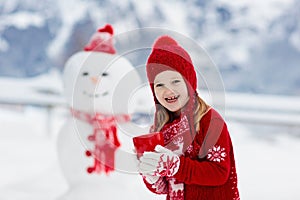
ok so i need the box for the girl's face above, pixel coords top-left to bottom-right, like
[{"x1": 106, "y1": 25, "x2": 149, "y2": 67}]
[{"x1": 154, "y1": 70, "x2": 189, "y2": 112}]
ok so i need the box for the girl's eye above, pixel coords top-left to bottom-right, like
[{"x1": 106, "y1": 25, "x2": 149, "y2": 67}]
[
  {"x1": 155, "y1": 83, "x2": 164, "y2": 87},
  {"x1": 82, "y1": 72, "x2": 89, "y2": 76},
  {"x1": 172, "y1": 79, "x2": 181, "y2": 84},
  {"x1": 102, "y1": 72, "x2": 108, "y2": 76}
]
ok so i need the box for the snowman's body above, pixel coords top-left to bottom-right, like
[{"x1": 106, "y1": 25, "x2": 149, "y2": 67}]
[{"x1": 57, "y1": 51, "x2": 142, "y2": 199}]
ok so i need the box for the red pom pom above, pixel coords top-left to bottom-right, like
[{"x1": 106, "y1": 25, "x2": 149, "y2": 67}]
[
  {"x1": 85, "y1": 150, "x2": 92, "y2": 157},
  {"x1": 87, "y1": 135, "x2": 95, "y2": 141},
  {"x1": 87, "y1": 167, "x2": 94, "y2": 174},
  {"x1": 153, "y1": 35, "x2": 178, "y2": 48},
  {"x1": 98, "y1": 24, "x2": 114, "y2": 35}
]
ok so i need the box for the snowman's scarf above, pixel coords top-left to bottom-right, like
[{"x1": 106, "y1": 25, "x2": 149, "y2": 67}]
[{"x1": 71, "y1": 109, "x2": 130, "y2": 174}]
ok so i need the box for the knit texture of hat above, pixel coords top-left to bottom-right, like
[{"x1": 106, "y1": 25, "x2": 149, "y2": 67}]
[{"x1": 146, "y1": 35, "x2": 197, "y2": 94}]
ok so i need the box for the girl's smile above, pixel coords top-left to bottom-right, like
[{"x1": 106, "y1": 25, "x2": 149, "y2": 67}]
[
  {"x1": 165, "y1": 95, "x2": 180, "y2": 103},
  {"x1": 154, "y1": 70, "x2": 189, "y2": 112}
]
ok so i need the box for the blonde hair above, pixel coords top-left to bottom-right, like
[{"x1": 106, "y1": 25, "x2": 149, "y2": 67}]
[{"x1": 154, "y1": 95, "x2": 210, "y2": 132}]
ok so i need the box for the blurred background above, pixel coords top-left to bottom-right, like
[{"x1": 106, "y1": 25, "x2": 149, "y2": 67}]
[
  {"x1": 1, "y1": 0, "x2": 300, "y2": 94},
  {"x1": 0, "y1": 0, "x2": 300, "y2": 199}
]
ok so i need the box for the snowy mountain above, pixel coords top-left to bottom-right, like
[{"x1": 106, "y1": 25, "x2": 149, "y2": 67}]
[{"x1": 0, "y1": 0, "x2": 299, "y2": 95}]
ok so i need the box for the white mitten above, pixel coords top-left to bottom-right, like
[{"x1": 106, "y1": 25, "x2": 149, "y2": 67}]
[
  {"x1": 141, "y1": 173, "x2": 160, "y2": 184},
  {"x1": 139, "y1": 145, "x2": 180, "y2": 177}
]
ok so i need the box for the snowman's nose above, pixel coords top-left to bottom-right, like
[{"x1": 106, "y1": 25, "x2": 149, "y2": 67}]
[{"x1": 90, "y1": 76, "x2": 99, "y2": 84}]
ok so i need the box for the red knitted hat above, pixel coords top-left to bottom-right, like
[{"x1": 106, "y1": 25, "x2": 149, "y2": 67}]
[
  {"x1": 146, "y1": 35, "x2": 198, "y2": 136},
  {"x1": 84, "y1": 24, "x2": 116, "y2": 54},
  {"x1": 146, "y1": 35, "x2": 197, "y2": 96}
]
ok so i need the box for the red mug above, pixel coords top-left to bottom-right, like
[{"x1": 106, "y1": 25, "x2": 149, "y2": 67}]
[{"x1": 133, "y1": 132, "x2": 164, "y2": 158}]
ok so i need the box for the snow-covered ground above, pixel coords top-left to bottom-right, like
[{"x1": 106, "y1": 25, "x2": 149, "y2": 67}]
[
  {"x1": 0, "y1": 104, "x2": 300, "y2": 200},
  {"x1": 0, "y1": 71, "x2": 300, "y2": 200}
]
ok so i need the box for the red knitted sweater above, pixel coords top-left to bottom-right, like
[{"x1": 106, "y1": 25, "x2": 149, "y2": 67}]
[{"x1": 143, "y1": 108, "x2": 240, "y2": 200}]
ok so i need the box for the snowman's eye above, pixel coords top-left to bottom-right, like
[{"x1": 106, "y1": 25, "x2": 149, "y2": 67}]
[
  {"x1": 82, "y1": 72, "x2": 89, "y2": 76},
  {"x1": 102, "y1": 72, "x2": 108, "y2": 77}
]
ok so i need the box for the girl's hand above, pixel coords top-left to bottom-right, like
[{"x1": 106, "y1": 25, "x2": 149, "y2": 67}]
[
  {"x1": 138, "y1": 145, "x2": 180, "y2": 177},
  {"x1": 141, "y1": 173, "x2": 160, "y2": 184}
]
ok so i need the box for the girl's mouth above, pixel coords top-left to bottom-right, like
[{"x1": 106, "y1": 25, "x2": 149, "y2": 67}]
[{"x1": 165, "y1": 95, "x2": 179, "y2": 103}]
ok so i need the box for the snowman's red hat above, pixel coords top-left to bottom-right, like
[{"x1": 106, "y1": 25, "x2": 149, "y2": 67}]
[{"x1": 84, "y1": 24, "x2": 116, "y2": 54}]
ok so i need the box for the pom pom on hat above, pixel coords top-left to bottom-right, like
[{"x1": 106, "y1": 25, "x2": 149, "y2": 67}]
[
  {"x1": 146, "y1": 35, "x2": 197, "y2": 93},
  {"x1": 153, "y1": 35, "x2": 178, "y2": 49},
  {"x1": 98, "y1": 24, "x2": 114, "y2": 35},
  {"x1": 84, "y1": 24, "x2": 116, "y2": 54}
]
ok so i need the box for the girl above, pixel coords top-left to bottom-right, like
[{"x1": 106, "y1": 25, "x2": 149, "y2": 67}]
[{"x1": 138, "y1": 35, "x2": 240, "y2": 200}]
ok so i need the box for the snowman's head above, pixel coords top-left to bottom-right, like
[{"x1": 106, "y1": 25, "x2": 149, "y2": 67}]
[{"x1": 63, "y1": 51, "x2": 141, "y2": 115}]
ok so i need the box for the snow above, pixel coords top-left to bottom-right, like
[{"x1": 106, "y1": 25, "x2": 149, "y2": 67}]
[
  {"x1": 0, "y1": 37, "x2": 9, "y2": 52},
  {"x1": 229, "y1": 123, "x2": 300, "y2": 199},
  {"x1": 0, "y1": 70, "x2": 64, "y2": 106},
  {"x1": 47, "y1": 0, "x2": 90, "y2": 62},
  {"x1": 1, "y1": 83, "x2": 300, "y2": 199},
  {"x1": 219, "y1": 0, "x2": 293, "y2": 33},
  {"x1": 0, "y1": 106, "x2": 163, "y2": 200},
  {"x1": 0, "y1": 11, "x2": 45, "y2": 30}
]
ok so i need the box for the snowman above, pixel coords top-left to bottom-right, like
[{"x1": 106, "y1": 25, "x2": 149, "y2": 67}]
[{"x1": 57, "y1": 24, "x2": 143, "y2": 200}]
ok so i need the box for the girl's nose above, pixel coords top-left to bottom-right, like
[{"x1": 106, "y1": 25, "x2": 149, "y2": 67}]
[
  {"x1": 90, "y1": 76, "x2": 99, "y2": 84},
  {"x1": 165, "y1": 86, "x2": 175, "y2": 94}
]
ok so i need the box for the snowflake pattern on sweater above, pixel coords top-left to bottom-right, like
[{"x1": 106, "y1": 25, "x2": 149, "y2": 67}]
[{"x1": 207, "y1": 145, "x2": 227, "y2": 162}]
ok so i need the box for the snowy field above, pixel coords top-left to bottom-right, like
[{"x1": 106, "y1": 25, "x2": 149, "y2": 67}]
[
  {"x1": 0, "y1": 68, "x2": 299, "y2": 200},
  {"x1": 0, "y1": 105, "x2": 300, "y2": 200}
]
